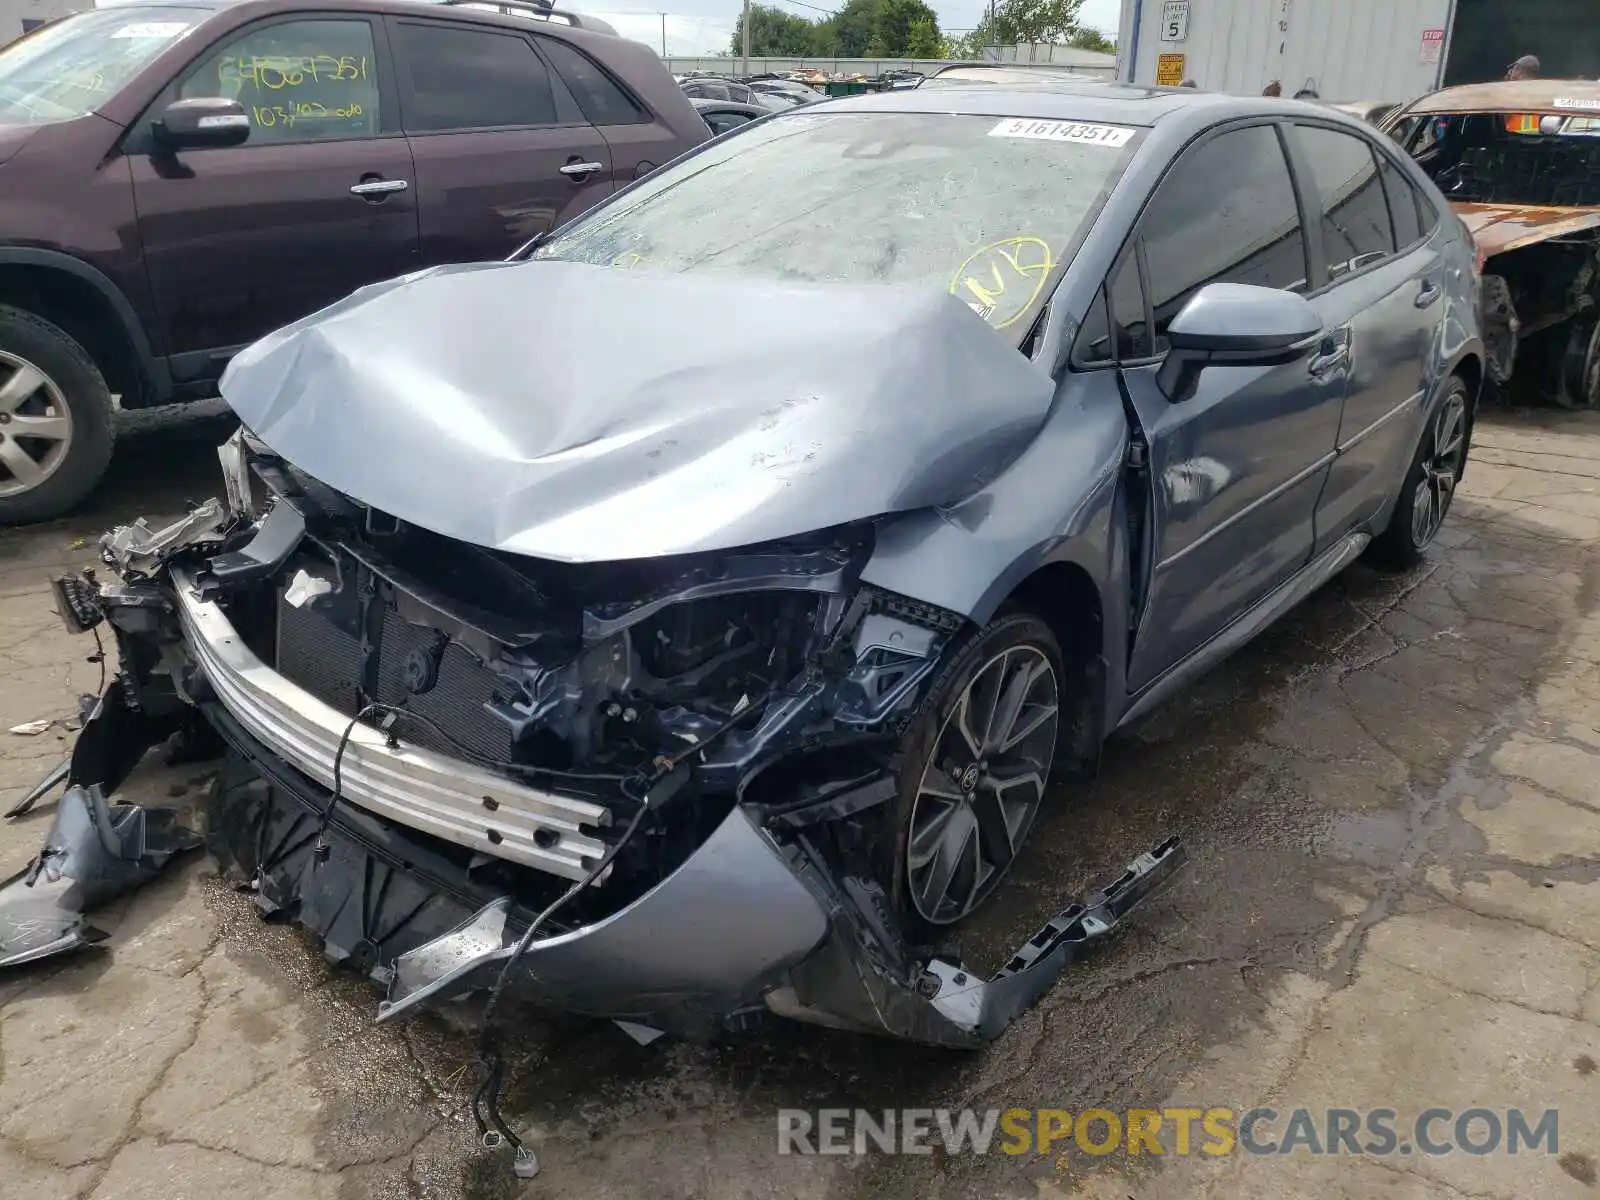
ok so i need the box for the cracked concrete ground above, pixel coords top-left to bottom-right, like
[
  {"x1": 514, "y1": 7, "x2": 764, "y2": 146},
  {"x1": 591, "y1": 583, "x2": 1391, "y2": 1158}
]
[{"x1": 2, "y1": 403, "x2": 1600, "y2": 1199}]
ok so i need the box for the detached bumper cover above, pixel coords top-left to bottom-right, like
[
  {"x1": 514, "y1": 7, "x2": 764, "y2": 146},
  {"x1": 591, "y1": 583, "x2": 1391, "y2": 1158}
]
[
  {"x1": 206, "y1": 698, "x2": 1185, "y2": 1044},
  {"x1": 0, "y1": 781, "x2": 201, "y2": 969}
]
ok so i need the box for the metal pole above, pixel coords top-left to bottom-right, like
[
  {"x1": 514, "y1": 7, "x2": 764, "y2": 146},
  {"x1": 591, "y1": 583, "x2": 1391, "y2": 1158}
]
[
  {"x1": 659, "y1": 10, "x2": 667, "y2": 56},
  {"x1": 741, "y1": 0, "x2": 751, "y2": 76}
]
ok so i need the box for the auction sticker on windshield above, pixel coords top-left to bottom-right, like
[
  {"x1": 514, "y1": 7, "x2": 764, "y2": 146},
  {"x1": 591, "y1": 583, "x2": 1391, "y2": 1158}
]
[{"x1": 989, "y1": 118, "x2": 1134, "y2": 147}]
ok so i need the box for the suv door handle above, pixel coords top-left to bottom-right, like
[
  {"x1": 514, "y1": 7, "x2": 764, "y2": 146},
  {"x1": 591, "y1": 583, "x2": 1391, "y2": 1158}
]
[
  {"x1": 1308, "y1": 332, "x2": 1352, "y2": 379},
  {"x1": 559, "y1": 161, "x2": 604, "y2": 180},
  {"x1": 1415, "y1": 279, "x2": 1442, "y2": 308},
  {"x1": 350, "y1": 178, "x2": 408, "y2": 197}
]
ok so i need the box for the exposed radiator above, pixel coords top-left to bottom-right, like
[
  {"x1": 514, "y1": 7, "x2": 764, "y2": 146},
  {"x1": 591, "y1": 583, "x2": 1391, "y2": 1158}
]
[{"x1": 275, "y1": 585, "x2": 515, "y2": 767}]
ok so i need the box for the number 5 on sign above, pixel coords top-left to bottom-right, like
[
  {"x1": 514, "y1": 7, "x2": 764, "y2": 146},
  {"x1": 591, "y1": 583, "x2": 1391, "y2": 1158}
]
[{"x1": 1161, "y1": 0, "x2": 1189, "y2": 42}]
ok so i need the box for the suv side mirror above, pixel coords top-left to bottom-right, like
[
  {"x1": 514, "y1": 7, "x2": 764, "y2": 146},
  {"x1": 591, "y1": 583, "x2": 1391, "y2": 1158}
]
[
  {"x1": 1156, "y1": 282, "x2": 1322, "y2": 403},
  {"x1": 153, "y1": 98, "x2": 250, "y2": 151}
]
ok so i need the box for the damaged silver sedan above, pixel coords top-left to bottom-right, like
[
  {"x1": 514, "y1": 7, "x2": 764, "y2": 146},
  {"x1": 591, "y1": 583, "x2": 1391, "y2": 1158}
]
[{"x1": 5, "y1": 83, "x2": 1484, "y2": 1053}]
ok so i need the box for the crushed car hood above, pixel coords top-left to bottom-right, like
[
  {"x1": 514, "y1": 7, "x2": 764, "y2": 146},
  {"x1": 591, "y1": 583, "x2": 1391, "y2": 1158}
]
[
  {"x1": 1454, "y1": 202, "x2": 1600, "y2": 259},
  {"x1": 218, "y1": 260, "x2": 1055, "y2": 562}
]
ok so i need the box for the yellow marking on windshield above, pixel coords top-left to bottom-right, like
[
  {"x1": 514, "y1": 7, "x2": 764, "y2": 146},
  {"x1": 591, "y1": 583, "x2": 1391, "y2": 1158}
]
[{"x1": 949, "y1": 236, "x2": 1054, "y2": 330}]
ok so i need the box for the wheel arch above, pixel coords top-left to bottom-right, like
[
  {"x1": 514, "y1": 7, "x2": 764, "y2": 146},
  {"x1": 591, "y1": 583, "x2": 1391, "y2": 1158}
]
[
  {"x1": 991, "y1": 557, "x2": 1110, "y2": 777},
  {"x1": 0, "y1": 248, "x2": 165, "y2": 405},
  {"x1": 1444, "y1": 345, "x2": 1483, "y2": 479}
]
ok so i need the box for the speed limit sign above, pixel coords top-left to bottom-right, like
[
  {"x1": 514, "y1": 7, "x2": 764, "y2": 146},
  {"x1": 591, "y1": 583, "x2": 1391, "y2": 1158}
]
[{"x1": 1161, "y1": 0, "x2": 1190, "y2": 42}]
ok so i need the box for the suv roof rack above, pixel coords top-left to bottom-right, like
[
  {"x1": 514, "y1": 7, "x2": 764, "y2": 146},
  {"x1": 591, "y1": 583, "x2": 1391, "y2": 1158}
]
[{"x1": 435, "y1": 0, "x2": 620, "y2": 35}]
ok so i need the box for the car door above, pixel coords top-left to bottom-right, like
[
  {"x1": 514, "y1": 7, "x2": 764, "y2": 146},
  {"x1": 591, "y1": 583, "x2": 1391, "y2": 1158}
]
[
  {"x1": 1111, "y1": 122, "x2": 1347, "y2": 692},
  {"x1": 128, "y1": 14, "x2": 418, "y2": 368},
  {"x1": 388, "y1": 17, "x2": 615, "y2": 265},
  {"x1": 1285, "y1": 122, "x2": 1445, "y2": 551}
]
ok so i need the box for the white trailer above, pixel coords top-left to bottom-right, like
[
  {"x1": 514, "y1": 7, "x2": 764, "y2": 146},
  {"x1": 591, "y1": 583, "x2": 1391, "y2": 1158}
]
[
  {"x1": 1114, "y1": 0, "x2": 1597, "y2": 106},
  {"x1": 1115, "y1": 0, "x2": 1454, "y2": 101}
]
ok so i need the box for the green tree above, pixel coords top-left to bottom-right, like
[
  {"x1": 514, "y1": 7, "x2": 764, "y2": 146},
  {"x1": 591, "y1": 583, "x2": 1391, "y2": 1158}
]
[
  {"x1": 729, "y1": 3, "x2": 819, "y2": 56},
  {"x1": 953, "y1": 0, "x2": 1086, "y2": 53},
  {"x1": 1068, "y1": 26, "x2": 1114, "y2": 52},
  {"x1": 827, "y1": 0, "x2": 883, "y2": 57},
  {"x1": 905, "y1": 16, "x2": 944, "y2": 57},
  {"x1": 864, "y1": 0, "x2": 942, "y2": 56}
]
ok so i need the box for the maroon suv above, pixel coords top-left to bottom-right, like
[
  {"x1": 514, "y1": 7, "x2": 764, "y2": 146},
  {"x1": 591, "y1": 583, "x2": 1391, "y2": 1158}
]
[{"x1": 0, "y1": 0, "x2": 706, "y2": 523}]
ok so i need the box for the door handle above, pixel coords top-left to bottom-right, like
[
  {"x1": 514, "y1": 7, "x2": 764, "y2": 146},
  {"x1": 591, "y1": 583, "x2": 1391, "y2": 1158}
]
[
  {"x1": 559, "y1": 161, "x2": 604, "y2": 180},
  {"x1": 350, "y1": 178, "x2": 408, "y2": 197},
  {"x1": 1308, "y1": 335, "x2": 1351, "y2": 379},
  {"x1": 1415, "y1": 279, "x2": 1442, "y2": 309}
]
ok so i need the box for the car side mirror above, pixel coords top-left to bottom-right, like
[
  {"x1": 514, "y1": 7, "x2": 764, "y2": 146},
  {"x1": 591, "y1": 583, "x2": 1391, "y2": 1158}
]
[
  {"x1": 152, "y1": 97, "x2": 250, "y2": 151},
  {"x1": 1155, "y1": 283, "x2": 1323, "y2": 404}
]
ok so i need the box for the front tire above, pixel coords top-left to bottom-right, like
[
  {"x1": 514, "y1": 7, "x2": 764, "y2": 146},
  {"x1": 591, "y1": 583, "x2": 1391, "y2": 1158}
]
[
  {"x1": 0, "y1": 305, "x2": 115, "y2": 526},
  {"x1": 882, "y1": 613, "x2": 1064, "y2": 933},
  {"x1": 1368, "y1": 377, "x2": 1470, "y2": 570}
]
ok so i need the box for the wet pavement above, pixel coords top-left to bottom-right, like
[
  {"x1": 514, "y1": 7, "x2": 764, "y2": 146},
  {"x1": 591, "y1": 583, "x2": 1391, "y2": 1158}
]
[{"x1": 2, "y1": 402, "x2": 1599, "y2": 1199}]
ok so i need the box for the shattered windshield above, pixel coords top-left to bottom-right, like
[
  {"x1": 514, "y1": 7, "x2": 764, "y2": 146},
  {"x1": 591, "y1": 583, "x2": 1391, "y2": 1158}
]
[
  {"x1": 0, "y1": 7, "x2": 200, "y2": 126},
  {"x1": 532, "y1": 110, "x2": 1140, "y2": 334}
]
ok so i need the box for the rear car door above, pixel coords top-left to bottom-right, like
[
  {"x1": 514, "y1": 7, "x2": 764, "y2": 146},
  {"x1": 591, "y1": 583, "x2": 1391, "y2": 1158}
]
[
  {"x1": 1285, "y1": 121, "x2": 1446, "y2": 551},
  {"x1": 537, "y1": 35, "x2": 686, "y2": 182},
  {"x1": 389, "y1": 16, "x2": 613, "y2": 263},
  {"x1": 128, "y1": 14, "x2": 418, "y2": 369},
  {"x1": 1110, "y1": 122, "x2": 1346, "y2": 692}
]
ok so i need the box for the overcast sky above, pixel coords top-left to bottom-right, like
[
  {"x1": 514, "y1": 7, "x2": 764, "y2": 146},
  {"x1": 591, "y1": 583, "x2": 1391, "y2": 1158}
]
[{"x1": 573, "y1": 0, "x2": 1121, "y2": 58}]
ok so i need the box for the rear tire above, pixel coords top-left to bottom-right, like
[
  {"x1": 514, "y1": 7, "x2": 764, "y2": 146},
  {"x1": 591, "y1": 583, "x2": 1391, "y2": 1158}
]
[
  {"x1": 1552, "y1": 314, "x2": 1600, "y2": 410},
  {"x1": 879, "y1": 613, "x2": 1064, "y2": 937},
  {"x1": 1368, "y1": 377, "x2": 1470, "y2": 570},
  {"x1": 0, "y1": 305, "x2": 115, "y2": 526}
]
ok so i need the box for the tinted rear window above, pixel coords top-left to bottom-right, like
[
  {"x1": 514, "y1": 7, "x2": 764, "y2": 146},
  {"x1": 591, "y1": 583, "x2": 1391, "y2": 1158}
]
[
  {"x1": 393, "y1": 22, "x2": 554, "y2": 130},
  {"x1": 540, "y1": 38, "x2": 644, "y2": 125}
]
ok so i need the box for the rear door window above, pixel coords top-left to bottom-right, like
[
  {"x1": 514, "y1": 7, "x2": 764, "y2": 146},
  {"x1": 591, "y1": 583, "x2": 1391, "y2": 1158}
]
[
  {"x1": 539, "y1": 37, "x2": 644, "y2": 125},
  {"x1": 178, "y1": 17, "x2": 381, "y2": 142},
  {"x1": 1137, "y1": 124, "x2": 1309, "y2": 350},
  {"x1": 703, "y1": 109, "x2": 752, "y2": 135},
  {"x1": 1292, "y1": 124, "x2": 1396, "y2": 280},
  {"x1": 1377, "y1": 156, "x2": 1423, "y2": 247},
  {"x1": 392, "y1": 21, "x2": 555, "y2": 131}
]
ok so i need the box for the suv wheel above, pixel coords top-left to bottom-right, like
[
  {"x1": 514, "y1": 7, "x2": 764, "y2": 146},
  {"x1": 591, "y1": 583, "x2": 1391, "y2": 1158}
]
[
  {"x1": 1554, "y1": 313, "x2": 1600, "y2": 410},
  {"x1": 882, "y1": 614, "x2": 1063, "y2": 931},
  {"x1": 1368, "y1": 377, "x2": 1470, "y2": 569},
  {"x1": 0, "y1": 305, "x2": 114, "y2": 525}
]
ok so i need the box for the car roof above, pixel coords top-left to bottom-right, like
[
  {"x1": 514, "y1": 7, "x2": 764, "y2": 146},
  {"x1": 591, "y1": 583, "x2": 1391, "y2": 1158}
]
[
  {"x1": 1404, "y1": 79, "x2": 1600, "y2": 116},
  {"x1": 819, "y1": 80, "x2": 1317, "y2": 128},
  {"x1": 96, "y1": 0, "x2": 619, "y2": 33}
]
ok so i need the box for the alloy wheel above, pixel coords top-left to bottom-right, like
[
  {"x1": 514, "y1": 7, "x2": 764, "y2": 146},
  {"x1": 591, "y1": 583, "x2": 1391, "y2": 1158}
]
[
  {"x1": 0, "y1": 351, "x2": 73, "y2": 499},
  {"x1": 906, "y1": 644, "x2": 1060, "y2": 926},
  {"x1": 1410, "y1": 391, "x2": 1466, "y2": 550}
]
